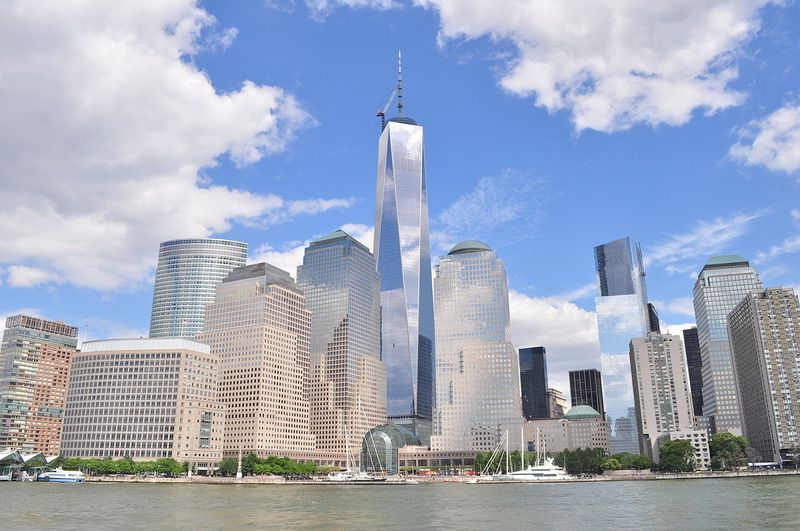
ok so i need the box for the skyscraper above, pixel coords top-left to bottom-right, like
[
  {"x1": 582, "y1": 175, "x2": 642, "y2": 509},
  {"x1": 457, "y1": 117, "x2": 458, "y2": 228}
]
[
  {"x1": 297, "y1": 230, "x2": 386, "y2": 460},
  {"x1": 0, "y1": 315, "x2": 78, "y2": 455},
  {"x1": 431, "y1": 241, "x2": 522, "y2": 451},
  {"x1": 547, "y1": 388, "x2": 569, "y2": 419},
  {"x1": 519, "y1": 347, "x2": 549, "y2": 420},
  {"x1": 569, "y1": 369, "x2": 605, "y2": 418},
  {"x1": 682, "y1": 327, "x2": 704, "y2": 418},
  {"x1": 594, "y1": 236, "x2": 651, "y2": 454},
  {"x1": 373, "y1": 59, "x2": 435, "y2": 425},
  {"x1": 728, "y1": 288, "x2": 800, "y2": 464},
  {"x1": 692, "y1": 255, "x2": 762, "y2": 435},
  {"x1": 149, "y1": 238, "x2": 247, "y2": 338},
  {"x1": 629, "y1": 333, "x2": 696, "y2": 460},
  {"x1": 647, "y1": 303, "x2": 661, "y2": 333},
  {"x1": 197, "y1": 263, "x2": 315, "y2": 457}
]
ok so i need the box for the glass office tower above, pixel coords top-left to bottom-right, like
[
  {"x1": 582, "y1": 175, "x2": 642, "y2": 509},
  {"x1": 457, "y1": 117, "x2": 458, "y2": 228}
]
[
  {"x1": 594, "y1": 236, "x2": 651, "y2": 454},
  {"x1": 519, "y1": 347, "x2": 550, "y2": 420},
  {"x1": 373, "y1": 115, "x2": 435, "y2": 422},
  {"x1": 569, "y1": 368, "x2": 605, "y2": 418},
  {"x1": 693, "y1": 255, "x2": 762, "y2": 435},
  {"x1": 682, "y1": 327, "x2": 704, "y2": 418},
  {"x1": 149, "y1": 238, "x2": 247, "y2": 338}
]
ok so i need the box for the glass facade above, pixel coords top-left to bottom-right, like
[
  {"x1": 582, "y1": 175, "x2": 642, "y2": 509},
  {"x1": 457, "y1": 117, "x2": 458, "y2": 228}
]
[
  {"x1": 692, "y1": 255, "x2": 762, "y2": 435},
  {"x1": 360, "y1": 422, "x2": 421, "y2": 475},
  {"x1": 682, "y1": 327, "x2": 704, "y2": 418},
  {"x1": 430, "y1": 242, "x2": 523, "y2": 451},
  {"x1": 519, "y1": 347, "x2": 549, "y2": 420},
  {"x1": 569, "y1": 369, "x2": 605, "y2": 418},
  {"x1": 594, "y1": 236, "x2": 651, "y2": 454},
  {"x1": 373, "y1": 118, "x2": 435, "y2": 419},
  {"x1": 149, "y1": 238, "x2": 247, "y2": 339}
]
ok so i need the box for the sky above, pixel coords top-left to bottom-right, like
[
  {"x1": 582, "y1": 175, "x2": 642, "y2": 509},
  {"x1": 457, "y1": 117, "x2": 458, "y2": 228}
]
[{"x1": 1, "y1": 0, "x2": 799, "y2": 398}]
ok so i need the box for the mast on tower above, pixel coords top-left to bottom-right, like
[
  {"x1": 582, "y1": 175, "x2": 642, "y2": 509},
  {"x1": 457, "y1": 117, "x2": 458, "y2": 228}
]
[{"x1": 397, "y1": 50, "x2": 403, "y2": 116}]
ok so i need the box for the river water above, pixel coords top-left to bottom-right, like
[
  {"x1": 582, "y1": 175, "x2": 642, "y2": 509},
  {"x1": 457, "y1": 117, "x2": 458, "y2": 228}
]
[{"x1": 3, "y1": 477, "x2": 799, "y2": 529}]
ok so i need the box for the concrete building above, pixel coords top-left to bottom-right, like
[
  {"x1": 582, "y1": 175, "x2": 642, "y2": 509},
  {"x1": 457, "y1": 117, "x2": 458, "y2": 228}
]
[
  {"x1": 547, "y1": 388, "x2": 568, "y2": 419},
  {"x1": 692, "y1": 255, "x2": 762, "y2": 434},
  {"x1": 519, "y1": 347, "x2": 549, "y2": 420},
  {"x1": 682, "y1": 327, "x2": 704, "y2": 419},
  {"x1": 569, "y1": 369, "x2": 605, "y2": 418},
  {"x1": 659, "y1": 429, "x2": 711, "y2": 470},
  {"x1": 61, "y1": 338, "x2": 223, "y2": 472},
  {"x1": 0, "y1": 315, "x2": 78, "y2": 455},
  {"x1": 197, "y1": 263, "x2": 315, "y2": 458},
  {"x1": 728, "y1": 288, "x2": 800, "y2": 464},
  {"x1": 148, "y1": 238, "x2": 247, "y2": 338},
  {"x1": 431, "y1": 241, "x2": 523, "y2": 452},
  {"x1": 297, "y1": 230, "x2": 386, "y2": 461},
  {"x1": 525, "y1": 406, "x2": 609, "y2": 454},
  {"x1": 629, "y1": 333, "x2": 695, "y2": 461}
]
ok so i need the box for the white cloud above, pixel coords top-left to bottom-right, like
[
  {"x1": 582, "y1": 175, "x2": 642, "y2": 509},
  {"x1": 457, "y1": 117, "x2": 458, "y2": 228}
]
[
  {"x1": 78, "y1": 318, "x2": 150, "y2": 347},
  {"x1": 730, "y1": 104, "x2": 800, "y2": 175},
  {"x1": 0, "y1": 1, "x2": 352, "y2": 291},
  {"x1": 665, "y1": 297, "x2": 695, "y2": 317},
  {"x1": 756, "y1": 235, "x2": 800, "y2": 264},
  {"x1": 646, "y1": 210, "x2": 765, "y2": 272},
  {"x1": 792, "y1": 209, "x2": 800, "y2": 222},
  {"x1": 416, "y1": 0, "x2": 775, "y2": 132},
  {"x1": 303, "y1": 0, "x2": 398, "y2": 18},
  {"x1": 5, "y1": 266, "x2": 57, "y2": 288},
  {"x1": 661, "y1": 321, "x2": 696, "y2": 336}
]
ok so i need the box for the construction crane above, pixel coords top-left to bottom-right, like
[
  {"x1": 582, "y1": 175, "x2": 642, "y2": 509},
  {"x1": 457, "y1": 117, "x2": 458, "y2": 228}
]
[{"x1": 376, "y1": 50, "x2": 403, "y2": 131}]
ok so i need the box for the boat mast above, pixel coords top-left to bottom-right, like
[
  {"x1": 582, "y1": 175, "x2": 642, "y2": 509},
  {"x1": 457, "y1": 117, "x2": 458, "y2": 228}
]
[
  {"x1": 520, "y1": 427, "x2": 525, "y2": 470},
  {"x1": 505, "y1": 430, "x2": 510, "y2": 474}
]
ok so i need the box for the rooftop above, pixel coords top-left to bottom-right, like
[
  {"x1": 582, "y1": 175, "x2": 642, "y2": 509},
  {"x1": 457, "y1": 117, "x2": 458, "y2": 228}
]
[
  {"x1": 310, "y1": 229, "x2": 370, "y2": 253},
  {"x1": 564, "y1": 405, "x2": 602, "y2": 419},
  {"x1": 387, "y1": 116, "x2": 418, "y2": 126},
  {"x1": 447, "y1": 240, "x2": 492, "y2": 256},
  {"x1": 703, "y1": 254, "x2": 750, "y2": 270},
  {"x1": 80, "y1": 337, "x2": 211, "y2": 354}
]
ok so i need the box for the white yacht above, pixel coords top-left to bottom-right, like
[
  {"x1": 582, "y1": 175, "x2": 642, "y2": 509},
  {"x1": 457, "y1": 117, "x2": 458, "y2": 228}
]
[
  {"x1": 506, "y1": 458, "x2": 571, "y2": 481},
  {"x1": 38, "y1": 469, "x2": 85, "y2": 483}
]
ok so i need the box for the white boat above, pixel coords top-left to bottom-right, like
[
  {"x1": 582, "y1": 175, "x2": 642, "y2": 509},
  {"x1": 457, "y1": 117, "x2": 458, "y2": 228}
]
[
  {"x1": 506, "y1": 458, "x2": 571, "y2": 481},
  {"x1": 326, "y1": 470, "x2": 385, "y2": 482},
  {"x1": 39, "y1": 468, "x2": 85, "y2": 483}
]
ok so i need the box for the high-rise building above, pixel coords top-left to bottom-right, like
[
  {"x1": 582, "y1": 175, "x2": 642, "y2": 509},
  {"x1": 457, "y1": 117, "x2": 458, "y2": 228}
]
[
  {"x1": 594, "y1": 236, "x2": 651, "y2": 453},
  {"x1": 197, "y1": 262, "x2": 316, "y2": 457},
  {"x1": 519, "y1": 347, "x2": 549, "y2": 420},
  {"x1": 373, "y1": 60, "x2": 435, "y2": 426},
  {"x1": 728, "y1": 288, "x2": 800, "y2": 464},
  {"x1": 629, "y1": 333, "x2": 696, "y2": 461},
  {"x1": 0, "y1": 315, "x2": 78, "y2": 455},
  {"x1": 647, "y1": 303, "x2": 661, "y2": 333},
  {"x1": 682, "y1": 327, "x2": 704, "y2": 418},
  {"x1": 148, "y1": 238, "x2": 247, "y2": 338},
  {"x1": 431, "y1": 241, "x2": 523, "y2": 451},
  {"x1": 297, "y1": 230, "x2": 387, "y2": 461},
  {"x1": 61, "y1": 338, "x2": 223, "y2": 472},
  {"x1": 692, "y1": 255, "x2": 762, "y2": 435},
  {"x1": 547, "y1": 388, "x2": 568, "y2": 418},
  {"x1": 569, "y1": 369, "x2": 605, "y2": 418}
]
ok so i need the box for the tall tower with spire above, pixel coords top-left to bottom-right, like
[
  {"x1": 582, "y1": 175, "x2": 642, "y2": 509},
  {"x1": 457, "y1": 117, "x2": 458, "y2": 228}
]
[{"x1": 373, "y1": 53, "x2": 435, "y2": 438}]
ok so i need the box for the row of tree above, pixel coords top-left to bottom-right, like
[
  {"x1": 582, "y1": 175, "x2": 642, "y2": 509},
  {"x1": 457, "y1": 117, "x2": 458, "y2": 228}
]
[
  {"x1": 216, "y1": 454, "x2": 332, "y2": 477},
  {"x1": 48, "y1": 456, "x2": 185, "y2": 476}
]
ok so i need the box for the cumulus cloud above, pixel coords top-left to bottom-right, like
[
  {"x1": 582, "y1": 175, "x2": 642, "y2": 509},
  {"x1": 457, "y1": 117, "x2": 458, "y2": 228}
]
[
  {"x1": 416, "y1": 0, "x2": 775, "y2": 132},
  {"x1": 661, "y1": 321, "x2": 697, "y2": 336},
  {"x1": 730, "y1": 104, "x2": 800, "y2": 175},
  {"x1": 0, "y1": 1, "x2": 352, "y2": 291}
]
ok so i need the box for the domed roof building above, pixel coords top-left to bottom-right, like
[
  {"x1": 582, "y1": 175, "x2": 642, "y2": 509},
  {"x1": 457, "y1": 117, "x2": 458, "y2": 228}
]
[{"x1": 360, "y1": 423, "x2": 421, "y2": 475}]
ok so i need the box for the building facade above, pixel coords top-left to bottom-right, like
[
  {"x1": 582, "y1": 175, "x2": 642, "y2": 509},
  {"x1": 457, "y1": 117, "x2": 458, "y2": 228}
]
[
  {"x1": 660, "y1": 429, "x2": 711, "y2": 470},
  {"x1": 692, "y1": 255, "x2": 762, "y2": 435},
  {"x1": 431, "y1": 241, "x2": 523, "y2": 451},
  {"x1": 569, "y1": 369, "x2": 605, "y2": 418},
  {"x1": 519, "y1": 347, "x2": 549, "y2": 420},
  {"x1": 373, "y1": 112, "x2": 435, "y2": 425},
  {"x1": 682, "y1": 327, "x2": 704, "y2": 420},
  {"x1": 728, "y1": 288, "x2": 800, "y2": 464},
  {"x1": 547, "y1": 388, "x2": 568, "y2": 419},
  {"x1": 525, "y1": 406, "x2": 609, "y2": 454},
  {"x1": 60, "y1": 338, "x2": 223, "y2": 471},
  {"x1": 594, "y1": 236, "x2": 652, "y2": 454},
  {"x1": 0, "y1": 315, "x2": 78, "y2": 455},
  {"x1": 629, "y1": 333, "x2": 696, "y2": 461},
  {"x1": 297, "y1": 230, "x2": 386, "y2": 462},
  {"x1": 197, "y1": 263, "x2": 316, "y2": 457},
  {"x1": 148, "y1": 238, "x2": 247, "y2": 338}
]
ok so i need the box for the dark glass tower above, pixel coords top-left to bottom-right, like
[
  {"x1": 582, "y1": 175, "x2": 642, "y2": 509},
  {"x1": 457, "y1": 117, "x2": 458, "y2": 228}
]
[
  {"x1": 519, "y1": 347, "x2": 549, "y2": 420},
  {"x1": 569, "y1": 368, "x2": 605, "y2": 418},
  {"x1": 682, "y1": 327, "x2": 704, "y2": 417},
  {"x1": 647, "y1": 303, "x2": 661, "y2": 333}
]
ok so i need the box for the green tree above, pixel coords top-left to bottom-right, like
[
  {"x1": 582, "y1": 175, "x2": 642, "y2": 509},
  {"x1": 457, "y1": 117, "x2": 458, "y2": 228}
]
[
  {"x1": 613, "y1": 452, "x2": 652, "y2": 470},
  {"x1": 658, "y1": 440, "x2": 696, "y2": 472},
  {"x1": 217, "y1": 458, "x2": 238, "y2": 477},
  {"x1": 553, "y1": 448, "x2": 605, "y2": 475},
  {"x1": 709, "y1": 432, "x2": 748, "y2": 470},
  {"x1": 601, "y1": 458, "x2": 622, "y2": 471}
]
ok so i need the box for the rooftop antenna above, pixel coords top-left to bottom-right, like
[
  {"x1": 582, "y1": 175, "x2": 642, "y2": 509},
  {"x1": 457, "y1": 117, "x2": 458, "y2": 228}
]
[{"x1": 397, "y1": 49, "x2": 403, "y2": 116}]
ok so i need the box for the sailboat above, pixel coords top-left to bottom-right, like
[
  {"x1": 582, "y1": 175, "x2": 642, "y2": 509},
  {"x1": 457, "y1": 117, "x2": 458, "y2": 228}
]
[
  {"x1": 326, "y1": 406, "x2": 385, "y2": 482},
  {"x1": 507, "y1": 426, "x2": 571, "y2": 481}
]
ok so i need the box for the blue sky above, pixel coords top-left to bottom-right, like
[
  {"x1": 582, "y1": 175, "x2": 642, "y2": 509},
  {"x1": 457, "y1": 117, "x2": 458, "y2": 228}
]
[{"x1": 1, "y1": 0, "x2": 798, "y2": 394}]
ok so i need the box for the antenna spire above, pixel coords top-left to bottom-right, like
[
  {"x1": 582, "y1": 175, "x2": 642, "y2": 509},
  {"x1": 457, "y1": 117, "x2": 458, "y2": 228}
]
[{"x1": 397, "y1": 50, "x2": 403, "y2": 116}]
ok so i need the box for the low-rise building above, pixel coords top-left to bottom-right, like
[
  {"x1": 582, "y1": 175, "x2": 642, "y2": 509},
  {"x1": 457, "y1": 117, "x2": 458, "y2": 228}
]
[
  {"x1": 658, "y1": 429, "x2": 711, "y2": 470},
  {"x1": 525, "y1": 405, "x2": 609, "y2": 454}
]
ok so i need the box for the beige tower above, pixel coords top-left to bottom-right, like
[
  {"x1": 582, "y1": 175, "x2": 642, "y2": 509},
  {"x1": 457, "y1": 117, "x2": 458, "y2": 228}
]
[
  {"x1": 629, "y1": 333, "x2": 696, "y2": 461},
  {"x1": 198, "y1": 263, "x2": 315, "y2": 457}
]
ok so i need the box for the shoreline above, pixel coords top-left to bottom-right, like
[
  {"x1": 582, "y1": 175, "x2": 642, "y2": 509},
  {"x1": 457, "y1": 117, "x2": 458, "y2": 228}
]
[{"x1": 81, "y1": 468, "x2": 800, "y2": 485}]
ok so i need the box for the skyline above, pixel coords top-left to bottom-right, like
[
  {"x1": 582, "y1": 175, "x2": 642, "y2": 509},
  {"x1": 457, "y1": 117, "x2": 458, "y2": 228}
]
[{"x1": 1, "y1": 1, "x2": 799, "y2": 398}]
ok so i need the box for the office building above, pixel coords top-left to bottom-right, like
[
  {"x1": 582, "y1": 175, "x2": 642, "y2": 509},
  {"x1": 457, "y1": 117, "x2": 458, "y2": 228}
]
[
  {"x1": 197, "y1": 263, "x2": 316, "y2": 457},
  {"x1": 297, "y1": 230, "x2": 386, "y2": 460},
  {"x1": 431, "y1": 241, "x2": 523, "y2": 451},
  {"x1": 659, "y1": 430, "x2": 711, "y2": 470},
  {"x1": 647, "y1": 303, "x2": 661, "y2": 333},
  {"x1": 594, "y1": 236, "x2": 652, "y2": 453},
  {"x1": 629, "y1": 333, "x2": 695, "y2": 461},
  {"x1": 526, "y1": 406, "x2": 609, "y2": 454},
  {"x1": 148, "y1": 238, "x2": 247, "y2": 338},
  {"x1": 569, "y1": 369, "x2": 605, "y2": 418},
  {"x1": 682, "y1": 327, "x2": 704, "y2": 418},
  {"x1": 692, "y1": 255, "x2": 762, "y2": 434},
  {"x1": 728, "y1": 288, "x2": 800, "y2": 464},
  {"x1": 0, "y1": 315, "x2": 78, "y2": 455},
  {"x1": 373, "y1": 60, "x2": 435, "y2": 427},
  {"x1": 547, "y1": 388, "x2": 568, "y2": 418},
  {"x1": 519, "y1": 347, "x2": 549, "y2": 420},
  {"x1": 61, "y1": 338, "x2": 223, "y2": 472}
]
